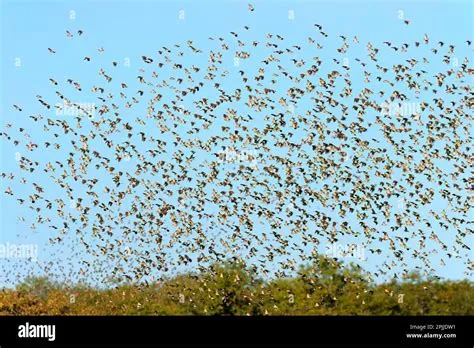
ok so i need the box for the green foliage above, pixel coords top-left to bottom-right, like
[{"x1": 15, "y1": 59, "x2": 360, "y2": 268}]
[
  {"x1": 1, "y1": 258, "x2": 473, "y2": 315},
  {"x1": 15, "y1": 276, "x2": 62, "y2": 300}
]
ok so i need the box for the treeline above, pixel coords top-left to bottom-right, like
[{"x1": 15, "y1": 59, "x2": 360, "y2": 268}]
[{"x1": 1, "y1": 256, "x2": 473, "y2": 315}]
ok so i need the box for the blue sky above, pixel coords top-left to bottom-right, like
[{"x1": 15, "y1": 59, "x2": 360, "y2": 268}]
[{"x1": 0, "y1": 0, "x2": 473, "y2": 287}]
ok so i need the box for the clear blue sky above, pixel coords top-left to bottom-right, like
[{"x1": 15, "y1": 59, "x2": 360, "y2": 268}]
[{"x1": 0, "y1": 0, "x2": 472, "y2": 287}]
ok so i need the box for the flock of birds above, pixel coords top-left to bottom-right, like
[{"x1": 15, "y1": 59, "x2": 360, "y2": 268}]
[{"x1": 2, "y1": 4, "x2": 473, "y2": 290}]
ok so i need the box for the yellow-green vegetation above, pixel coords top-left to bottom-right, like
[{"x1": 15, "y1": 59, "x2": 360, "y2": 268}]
[{"x1": 1, "y1": 257, "x2": 472, "y2": 315}]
